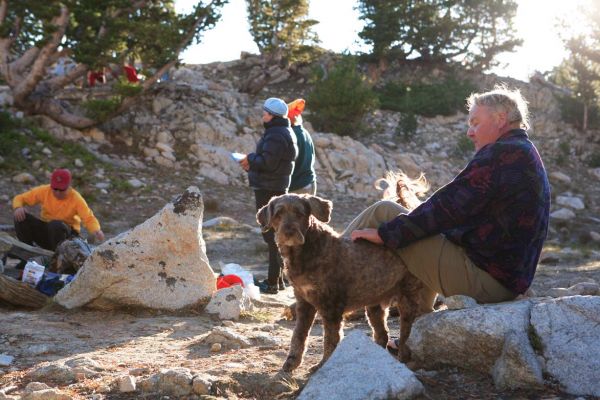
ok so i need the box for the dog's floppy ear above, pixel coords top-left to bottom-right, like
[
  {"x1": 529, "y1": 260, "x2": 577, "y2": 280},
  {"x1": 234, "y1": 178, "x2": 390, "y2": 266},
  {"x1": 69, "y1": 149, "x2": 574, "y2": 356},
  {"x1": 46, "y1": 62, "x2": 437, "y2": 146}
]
[
  {"x1": 306, "y1": 195, "x2": 332, "y2": 223},
  {"x1": 256, "y1": 198, "x2": 277, "y2": 229}
]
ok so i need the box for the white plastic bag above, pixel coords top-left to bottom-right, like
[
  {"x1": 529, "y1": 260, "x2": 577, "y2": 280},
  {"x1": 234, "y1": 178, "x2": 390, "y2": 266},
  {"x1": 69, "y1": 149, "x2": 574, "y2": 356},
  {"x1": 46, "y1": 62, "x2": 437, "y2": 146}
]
[
  {"x1": 220, "y1": 262, "x2": 261, "y2": 300},
  {"x1": 22, "y1": 260, "x2": 45, "y2": 287}
]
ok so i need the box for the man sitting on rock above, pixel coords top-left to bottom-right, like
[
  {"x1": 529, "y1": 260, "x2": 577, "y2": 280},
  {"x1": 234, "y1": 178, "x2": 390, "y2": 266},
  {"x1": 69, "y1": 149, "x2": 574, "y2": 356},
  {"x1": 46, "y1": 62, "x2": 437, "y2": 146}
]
[
  {"x1": 12, "y1": 168, "x2": 105, "y2": 251},
  {"x1": 345, "y1": 86, "x2": 550, "y2": 352}
]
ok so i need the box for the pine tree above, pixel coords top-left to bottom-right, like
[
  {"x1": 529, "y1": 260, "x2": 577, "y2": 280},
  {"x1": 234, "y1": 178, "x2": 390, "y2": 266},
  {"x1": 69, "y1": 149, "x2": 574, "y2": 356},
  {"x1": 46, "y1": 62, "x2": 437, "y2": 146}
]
[
  {"x1": 246, "y1": 0, "x2": 319, "y2": 64},
  {"x1": 357, "y1": 0, "x2": 521, "y2": 70},
  {"x1": 0, "y1": 0, "x2": 227, "y2": 128}
]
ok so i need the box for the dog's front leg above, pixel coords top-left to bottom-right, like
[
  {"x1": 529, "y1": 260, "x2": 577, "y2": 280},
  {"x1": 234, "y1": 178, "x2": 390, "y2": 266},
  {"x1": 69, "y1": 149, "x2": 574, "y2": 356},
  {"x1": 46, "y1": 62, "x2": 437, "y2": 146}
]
[
  {"x1": 310, "y1": 313, "x2": 344, "y2": 372},
  {"x1": 282, "y1": 297, "x2": 317, "y2": 373}
]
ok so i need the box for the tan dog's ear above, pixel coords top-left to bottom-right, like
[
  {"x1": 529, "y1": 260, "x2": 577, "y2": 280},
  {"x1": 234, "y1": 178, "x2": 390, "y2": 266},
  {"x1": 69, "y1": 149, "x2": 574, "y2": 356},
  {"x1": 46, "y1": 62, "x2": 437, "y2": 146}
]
[
  {"x1": 256, "y1": 198, "x2": 276, "y2": 229},
  {"x1": 306, "y1": 195, "x2": 332, "y2": 223}
]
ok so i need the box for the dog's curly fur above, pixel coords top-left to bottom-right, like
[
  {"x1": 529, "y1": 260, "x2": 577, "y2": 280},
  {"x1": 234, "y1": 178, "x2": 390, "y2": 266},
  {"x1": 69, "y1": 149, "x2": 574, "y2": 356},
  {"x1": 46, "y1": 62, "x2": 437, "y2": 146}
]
[{"x1": 257, "y1": 193, "x2": 432, "y2": 373}]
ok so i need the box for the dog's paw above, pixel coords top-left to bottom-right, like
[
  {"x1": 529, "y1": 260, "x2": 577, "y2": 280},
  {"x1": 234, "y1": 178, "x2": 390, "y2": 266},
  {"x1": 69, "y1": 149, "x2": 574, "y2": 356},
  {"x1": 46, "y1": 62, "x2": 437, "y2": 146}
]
[
  {"x1": 282, "y1": 356, "x2": 300, "y2": 373},
  {"x1": 399, "y1": 345, "x2": 412, "y2": 363}
]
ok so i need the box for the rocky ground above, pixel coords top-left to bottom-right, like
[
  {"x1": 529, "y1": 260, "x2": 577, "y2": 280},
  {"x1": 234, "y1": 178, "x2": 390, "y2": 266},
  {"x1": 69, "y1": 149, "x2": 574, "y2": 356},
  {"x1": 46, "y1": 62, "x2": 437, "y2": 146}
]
[{"x1": 1, "y1": 62, "x2": 600, "y2": 398}]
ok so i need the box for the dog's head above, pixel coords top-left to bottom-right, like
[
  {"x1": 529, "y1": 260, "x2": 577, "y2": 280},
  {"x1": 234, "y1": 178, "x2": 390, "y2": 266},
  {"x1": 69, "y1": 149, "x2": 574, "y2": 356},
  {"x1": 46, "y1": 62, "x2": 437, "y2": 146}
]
[{"x1": 256, "y1": 194, "x2": 332, "y2": 246}]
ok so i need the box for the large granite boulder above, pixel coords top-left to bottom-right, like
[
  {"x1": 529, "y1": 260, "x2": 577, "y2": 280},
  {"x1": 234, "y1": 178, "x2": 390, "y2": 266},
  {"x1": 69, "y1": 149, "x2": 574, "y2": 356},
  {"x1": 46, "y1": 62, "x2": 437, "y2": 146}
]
[
  {"x1": 531, "y1": 296, "x2": 600, "y2": 397},
  {"x1": 55, "y1": 187, "x2": 216, "y2": 310}
]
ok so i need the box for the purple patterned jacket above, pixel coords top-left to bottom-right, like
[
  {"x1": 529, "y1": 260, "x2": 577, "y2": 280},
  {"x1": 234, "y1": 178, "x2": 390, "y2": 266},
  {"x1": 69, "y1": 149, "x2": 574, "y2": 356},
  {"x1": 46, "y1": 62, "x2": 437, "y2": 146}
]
[{"x1": 378, "y1": 129, "x2": 550, "y2": 294}]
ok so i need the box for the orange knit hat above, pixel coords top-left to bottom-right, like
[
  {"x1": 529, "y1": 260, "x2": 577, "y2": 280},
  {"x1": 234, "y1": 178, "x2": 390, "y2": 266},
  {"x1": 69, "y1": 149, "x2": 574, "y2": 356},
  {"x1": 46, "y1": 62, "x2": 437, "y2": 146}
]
[{"x1": 287, "y1": 98, "x2": 305, "y2": 124}]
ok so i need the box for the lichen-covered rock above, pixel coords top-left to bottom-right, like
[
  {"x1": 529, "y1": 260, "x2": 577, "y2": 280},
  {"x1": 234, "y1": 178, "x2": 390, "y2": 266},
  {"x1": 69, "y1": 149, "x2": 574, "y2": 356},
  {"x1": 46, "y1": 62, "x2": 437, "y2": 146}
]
[{"x1": 55, "y1": 187, "x2": 216, "y2": 310}]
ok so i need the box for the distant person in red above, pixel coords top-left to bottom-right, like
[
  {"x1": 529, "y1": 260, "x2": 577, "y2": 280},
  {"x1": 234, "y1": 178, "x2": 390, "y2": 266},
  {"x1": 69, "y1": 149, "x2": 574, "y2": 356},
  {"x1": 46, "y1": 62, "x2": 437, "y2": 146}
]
[
  {"x1": 87, "y1": 69, "x2": 106, "y2": 87},
  {"x1": 123, "y1": 65, "x2": 139, "y2": 83}
]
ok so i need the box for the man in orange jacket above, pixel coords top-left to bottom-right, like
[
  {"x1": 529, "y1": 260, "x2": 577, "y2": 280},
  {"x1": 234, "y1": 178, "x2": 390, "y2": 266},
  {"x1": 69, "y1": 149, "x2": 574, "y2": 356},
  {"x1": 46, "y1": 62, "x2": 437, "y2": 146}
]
[{"x1": 12, "y1": 169, "x2": 105, "y2": 251}]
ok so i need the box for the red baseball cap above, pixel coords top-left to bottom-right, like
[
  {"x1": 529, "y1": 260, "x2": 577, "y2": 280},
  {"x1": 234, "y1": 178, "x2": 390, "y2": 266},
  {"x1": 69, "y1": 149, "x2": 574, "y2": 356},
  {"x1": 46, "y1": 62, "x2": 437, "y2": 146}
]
[{"x1": 50, "y1": 169, "x2": 72, "y2": 190}]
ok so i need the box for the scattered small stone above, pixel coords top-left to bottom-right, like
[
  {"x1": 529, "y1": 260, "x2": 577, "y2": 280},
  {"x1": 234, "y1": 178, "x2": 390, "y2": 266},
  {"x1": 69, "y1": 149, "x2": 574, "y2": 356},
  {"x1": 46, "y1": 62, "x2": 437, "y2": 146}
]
[
  {"x1": 549, "y1": 171, "x2": 572, "y2": 185},
  {"x1": 127, "y1": 178, "x2": 144, "y2": 188},
  {"x1": 202, "y1": 327, "x2": 252, "y2": 349},
  {"x1": 556, "y1": 195, "x2": 585, "y2": 210},
  {"x1": 32, "y1": 160, "x2": 41, "y2": 168},
  {"x1": 221, "y1": 320, "x2": 235, "y2": 327},
  {"x1": 74, "y1": 159, "x2": 84, "y2": 167},
  {"x1": 210, "y1": 343, "x2": 222, "y2": 352},
  {"x1": 590, "y1": 231, "x2": 600, "y2": 243},
  {"x1": 41, "y1": 147, "x2": 52, "y2": 155},
  {"x1": 129, "y1": 367, "x2": 151, "y2": 376},
  {"x1": 24, "y1": 344, "x2": 51, "y2": 356},
  {"x1": 12, "y1": 172, "x2": 35, "y2": 184},
  {"x1": 118, "y1": 375, "x2": 136, "y2": 393},
  {"x1": 0, "y1": 354, "x2": 14, "y2": 366},
  {"x1": 550, "y1": 208, "x2": 576, "y2": 220},
  {"x1": 24, "y1": 382, "x2": 50, "y2": 393},
  {"x1": 22, "y1": 388, "x2": 73, "y2": 400},
  {"x1": 191, "y1": 374, "x2": 213, "y2": 395},
  {"x1": 95, "y1": 182, "x2": 110, "y2": 189}
]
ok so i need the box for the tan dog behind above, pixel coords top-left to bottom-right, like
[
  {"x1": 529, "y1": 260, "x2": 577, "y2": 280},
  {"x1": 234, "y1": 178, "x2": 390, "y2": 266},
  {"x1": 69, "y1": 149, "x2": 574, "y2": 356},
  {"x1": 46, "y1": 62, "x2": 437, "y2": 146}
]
[{"x1": 257, "y1": 194, "x2": 432, "y2": 373}]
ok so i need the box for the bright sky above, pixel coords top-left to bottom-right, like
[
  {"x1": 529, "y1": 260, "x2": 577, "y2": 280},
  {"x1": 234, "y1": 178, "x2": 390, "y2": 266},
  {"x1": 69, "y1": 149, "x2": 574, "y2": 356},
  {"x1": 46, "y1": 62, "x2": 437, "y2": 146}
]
[{"x1": 176, "y1": 0, "x2": 591, "y2": 81}]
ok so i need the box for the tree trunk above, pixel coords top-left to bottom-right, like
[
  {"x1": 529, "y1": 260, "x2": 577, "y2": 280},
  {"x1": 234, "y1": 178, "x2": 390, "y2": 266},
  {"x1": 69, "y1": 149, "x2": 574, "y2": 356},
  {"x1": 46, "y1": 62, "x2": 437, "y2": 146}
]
[{"x1": 583, "y1": 102, "x2": 589, "y2": 131}]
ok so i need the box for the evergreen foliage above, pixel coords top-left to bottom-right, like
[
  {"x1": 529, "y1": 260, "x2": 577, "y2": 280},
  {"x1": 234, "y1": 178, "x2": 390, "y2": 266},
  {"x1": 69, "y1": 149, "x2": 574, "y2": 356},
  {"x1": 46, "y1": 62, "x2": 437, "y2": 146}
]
[
  {"x1": 378, "y1": 78, "x2": 476, "y2": 117},
  {"x1": 548, "y1": 3, "x2": 600, "y2": 131},
  {"x1": 357, "y1": 0, "x2": 521, "y2": 70},
  {"x1": 246, "y1": 0, "x2": 319, "y2": 64},
  {"x1": 307, "y1": 57, "x2": 378, "y2": 137},
  {"x1": 0, "y1": 0, "x2": 227, "y2": 128}
]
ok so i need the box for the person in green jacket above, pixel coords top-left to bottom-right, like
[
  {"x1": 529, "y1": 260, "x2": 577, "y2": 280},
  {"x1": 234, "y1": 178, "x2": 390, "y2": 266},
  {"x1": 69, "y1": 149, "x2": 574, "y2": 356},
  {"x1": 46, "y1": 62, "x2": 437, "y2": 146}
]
[{"x1": 287, "y1": 99, "x2": 317, "y2": 195}]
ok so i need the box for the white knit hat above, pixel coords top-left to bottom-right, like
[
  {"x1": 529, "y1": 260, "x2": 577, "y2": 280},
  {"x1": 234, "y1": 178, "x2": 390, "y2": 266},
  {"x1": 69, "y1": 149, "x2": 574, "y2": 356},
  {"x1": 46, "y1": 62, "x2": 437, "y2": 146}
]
[{"x1": 263, "y1": 97, "x2": 288, "y2": 117}]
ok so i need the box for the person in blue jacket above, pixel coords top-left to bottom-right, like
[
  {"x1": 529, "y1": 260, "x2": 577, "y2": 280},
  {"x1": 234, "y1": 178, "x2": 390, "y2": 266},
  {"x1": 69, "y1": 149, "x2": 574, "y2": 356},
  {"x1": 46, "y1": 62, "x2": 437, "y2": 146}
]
[{"x1": 239, "y1": 98, "x2": 298, "y2": 294}]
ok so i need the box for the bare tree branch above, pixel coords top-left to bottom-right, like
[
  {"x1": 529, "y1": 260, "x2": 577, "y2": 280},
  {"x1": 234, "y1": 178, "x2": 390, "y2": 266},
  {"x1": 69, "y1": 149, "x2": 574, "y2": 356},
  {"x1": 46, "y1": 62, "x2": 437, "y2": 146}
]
[
  {"x1": 10, "y1": 47, "x2": 40, "y2": 74},
  {"x1": 0, "y1": 0, "x2": 7, "y2": 25},
  {"x1": 13, "y1": 6, "x2": 69, "y2": 105}
]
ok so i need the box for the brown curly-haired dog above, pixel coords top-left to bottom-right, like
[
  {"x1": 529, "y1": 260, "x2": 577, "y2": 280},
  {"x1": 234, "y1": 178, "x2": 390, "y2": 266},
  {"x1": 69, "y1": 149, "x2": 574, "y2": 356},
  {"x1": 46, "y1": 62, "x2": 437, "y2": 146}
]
[{"x1": 257, "y1": 194, "x2": 431, "y2": 373}]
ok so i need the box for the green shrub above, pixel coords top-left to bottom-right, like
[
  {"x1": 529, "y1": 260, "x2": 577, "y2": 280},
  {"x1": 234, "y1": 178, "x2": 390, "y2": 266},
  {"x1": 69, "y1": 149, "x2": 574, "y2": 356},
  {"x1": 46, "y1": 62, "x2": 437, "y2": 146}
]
[
  {"x1": 307, "y1": 56, "x2": 379, "y2": 137},
  {"x1": 114, "y1": 78, "x2": 143, "y2": 97},
  {"x1": 396, "y1": 112, "x2": 418, "y2": 141},
  {"x1": 588, "y1": 151, "x2": 600, "y2": 168},
  {"x1": 0, "y1": 112, "x2": 26, "y2": 162},
  {"x1": 82, "y1": 98, "x2": 121, "y2": 121},
  {"x1": 378, "y1": 77, "x2": 476, "y2": 117}
]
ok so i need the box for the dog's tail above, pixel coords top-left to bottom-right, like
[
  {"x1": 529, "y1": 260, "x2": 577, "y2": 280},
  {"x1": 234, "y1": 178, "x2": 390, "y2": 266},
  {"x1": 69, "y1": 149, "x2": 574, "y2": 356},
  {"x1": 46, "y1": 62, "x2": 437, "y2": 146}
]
[{"x1": 375, "y1": 170, "x2": 429, "y2": 211}]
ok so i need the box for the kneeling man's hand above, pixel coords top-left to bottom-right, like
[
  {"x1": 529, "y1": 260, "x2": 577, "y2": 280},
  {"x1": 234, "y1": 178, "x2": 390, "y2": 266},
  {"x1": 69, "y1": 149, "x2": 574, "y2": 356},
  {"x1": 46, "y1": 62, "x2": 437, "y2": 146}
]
[
  {"x1": 94, "y1": 230, "x2": 105, "y2": 243},
  {"x1": 350, "y1": 228, "x2": 383, "y2": 245}
]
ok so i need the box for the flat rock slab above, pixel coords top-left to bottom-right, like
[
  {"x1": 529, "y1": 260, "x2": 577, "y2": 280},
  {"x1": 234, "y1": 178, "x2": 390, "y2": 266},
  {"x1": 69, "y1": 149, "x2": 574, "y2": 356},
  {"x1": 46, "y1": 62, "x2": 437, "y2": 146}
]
[
  {"x1": 298, "y1": 330, "x2": 423, "y2": 400},
  {"x1": 55, "y1": 187, "x2": 216, "y2": 310},
  {"x1": 531, "y1": 296, "x2": 600, "y2": 397}
]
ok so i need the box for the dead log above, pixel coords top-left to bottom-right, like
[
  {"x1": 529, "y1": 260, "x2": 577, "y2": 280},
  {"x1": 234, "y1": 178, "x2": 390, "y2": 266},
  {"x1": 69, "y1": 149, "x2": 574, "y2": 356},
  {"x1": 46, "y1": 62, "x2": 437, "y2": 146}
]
[{"x1": 0, "y1": 274, "x2": 49, "y2": 308}]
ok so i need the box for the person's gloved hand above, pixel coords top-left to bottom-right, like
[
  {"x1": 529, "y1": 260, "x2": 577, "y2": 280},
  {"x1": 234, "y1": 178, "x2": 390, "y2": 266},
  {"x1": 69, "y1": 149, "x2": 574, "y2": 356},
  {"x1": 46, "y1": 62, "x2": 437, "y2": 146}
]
[
  {"x1": 14, "y1": 207, "x2": 26, "y2": 222},
  {"x1": 94, "y1": 230, "x2": 105, "y2": 243}
]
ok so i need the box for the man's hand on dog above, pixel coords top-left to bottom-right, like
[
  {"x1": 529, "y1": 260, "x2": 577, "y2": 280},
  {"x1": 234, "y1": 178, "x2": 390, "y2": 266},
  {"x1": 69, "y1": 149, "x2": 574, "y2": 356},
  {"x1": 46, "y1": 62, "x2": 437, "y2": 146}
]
[{"x1": 350, "y1": 228, "x2": 383, "y2": 245}]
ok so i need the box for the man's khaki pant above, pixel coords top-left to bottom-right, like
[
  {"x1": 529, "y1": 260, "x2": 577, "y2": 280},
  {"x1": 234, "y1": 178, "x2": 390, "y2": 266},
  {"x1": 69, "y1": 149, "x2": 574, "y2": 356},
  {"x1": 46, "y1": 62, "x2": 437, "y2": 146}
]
[{"x1": 342, "y1": 201, "x2": 515, "y2": 304}]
